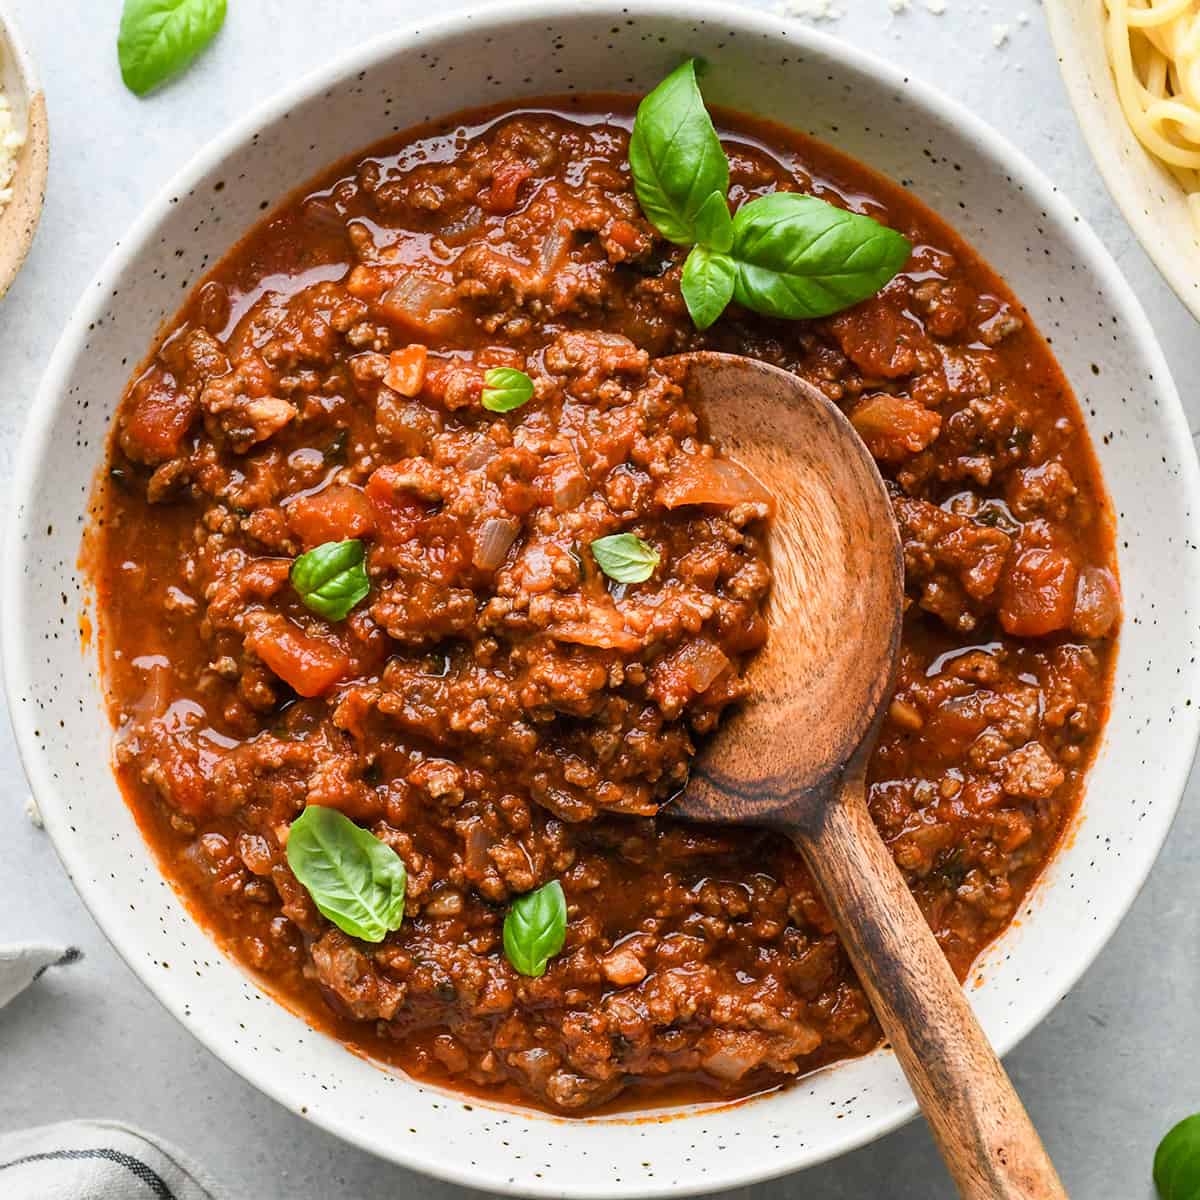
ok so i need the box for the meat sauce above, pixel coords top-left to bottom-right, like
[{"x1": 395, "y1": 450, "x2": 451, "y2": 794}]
[{"x1": 90, "y1": 96, "x2": 1119, "y2": 1114}]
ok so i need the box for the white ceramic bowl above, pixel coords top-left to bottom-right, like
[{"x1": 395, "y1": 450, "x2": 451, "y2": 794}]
[
  {"x1": 7, "y1": 3, "x2": 1200, "y2": 1195},
  {"x1": 1045, "y1": 0, "x2": 1200, "y2": 321},
  {"x1": 0, "y1": 3, "x2": 48, "y2": 298}
]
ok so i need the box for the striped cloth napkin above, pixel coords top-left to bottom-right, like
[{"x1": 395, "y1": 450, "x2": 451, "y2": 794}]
[
  {"x1": 0, "y1": 944, "x2": 229, "y2": 1199},
  {"x1": 0, "y1": 1121, "x2": 226, "y2": 1200}
]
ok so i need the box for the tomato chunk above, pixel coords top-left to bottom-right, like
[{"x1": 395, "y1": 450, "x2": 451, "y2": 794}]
[
  {"x1": 246, "y1": 621, "x2": 350, "y2": 697},
  {"x1": 850, "y1": 394, "x2": 941, "y2": 462},
  {"x1": 285, "y1": 485, "x2": 375, "y2": 549},
  {"x1": 365, "y1": 466, "x2": 434, "y2": 542},
  {"x1": 385, "y1": 344, "x2": 429, "y2": 397},
  {"x1": 348, "y1": 266, "x2": 460, "y2": 338},
  {"x1": 121, "y1": 367, "x2": 198, "y2": 463},
  {"x1": 479, "y1": 160, "x2": 533, "y2": 214},
  {"x1": 999, "y1": 547, "x2": 1078, "y2": 637},
  {"x1": 144, "y1": 730, "x2": 211, "y2": 817},
  {"x1": 605, "y1": 219, "x2": 644, "y2": 254}
]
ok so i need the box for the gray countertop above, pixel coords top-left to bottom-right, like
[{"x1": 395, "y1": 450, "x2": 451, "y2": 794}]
[{"x1": 1, "y1": 2, "x2": 1197, "y2": 1197}]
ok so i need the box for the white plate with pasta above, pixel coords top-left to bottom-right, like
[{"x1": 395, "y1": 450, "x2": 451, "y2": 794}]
[{"x1": 1047, "y1": 0, "x2": 1200, "y2": 319}]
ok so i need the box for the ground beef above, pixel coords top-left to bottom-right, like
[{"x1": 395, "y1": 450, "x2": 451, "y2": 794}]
[{"x1": 94, "y1": 101, "x2": 1118, "y2": 1114}]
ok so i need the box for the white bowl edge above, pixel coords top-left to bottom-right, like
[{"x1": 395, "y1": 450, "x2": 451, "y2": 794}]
[{"x1": 5, "y1": 2, "x2": 1200, "y2": 1196}]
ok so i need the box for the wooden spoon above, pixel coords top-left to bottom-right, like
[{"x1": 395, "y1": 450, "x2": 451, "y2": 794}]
[{"x1": 668, "y1": 352, "x2": 1067, "y2": 1200}]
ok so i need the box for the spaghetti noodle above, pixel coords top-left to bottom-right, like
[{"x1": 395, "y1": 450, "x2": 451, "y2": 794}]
[{"x1": 1104, "y1": 0, "x2": 1200, "y2": 227}]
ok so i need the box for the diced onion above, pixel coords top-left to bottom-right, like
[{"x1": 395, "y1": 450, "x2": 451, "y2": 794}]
[
  {"x1": 463, "y1": 819, "x2": 491, "y2": 873},
  {"x1": 677, "y1": 638, "x2": 730, "y2": 693},
  {"x1": 552, "y1": 468, "x2": 589, "y2": 512},
  {"x1": 1071, "y1": 566, "x2": 1121, "y2": 639},
  {"x1": 459, "y1": 441, "x2": 496, "y2": 471},
  {"x1": 538, "y1": 226, "x2": 571, "y2": 277},
  {"x1": 700, "y1": 1041, "x2": 761, "y2": 1082},
  {"x1": 472, "y1": 516, "x2": 520, "y2": 570},
  {"x1": 302, "y1": 197, "x2": 348, "y2": 234},
  {"x1": 657, "y1": 455, "x2": 774, "y2": 511},
  {"x1": 549, "y1": 609, "x2": 641, "y2": 653},
  {"x1": 439, "y1": 206, "x2": 484, "y2": 245},
  {"x1": 380, "y1": 274, "x2": 458, "y2": 329}
]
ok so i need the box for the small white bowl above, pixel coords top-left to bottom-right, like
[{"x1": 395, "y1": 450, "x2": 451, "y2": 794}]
[
  {"x1": 1046, "y1": 0, "x2": 1200, "y2": 321},
  {"x1": 6, "y1": 2, "x2": 1200, "y2": 1195},
  {"x1": 0, "y1": 4, "x2": 48, "y2": 298}
]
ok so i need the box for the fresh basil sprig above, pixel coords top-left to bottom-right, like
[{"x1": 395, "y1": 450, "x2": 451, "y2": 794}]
[
  {"x1": 1155, "y1": 1114, "x2": 1200, "y2": 1199},
  {"x1": 729, "y1": 192, "x2": 912, "y2": 319},
  {"x1": 291, "y1": 539, "x2": 370, "y2": 621},
  {"x1": 286, "y1": 806, "x2": 407, "y2": 943},
  {"x1": 681, "y1": 245, "x2": 736, "y2": 332},
  {"x1": 629, "y1": 60, "x2": 912, "y2": 329},
  {"x1": 503, "y1": 880, "x2": 568, "y2": 978},
  {"x1": 591, "y1": 532, "x2": 660, "y2": 583},
  {"x1": 481, "y1": 367, "x2": 534, "y2": 413},
  {"x1": 628, "y1": 60, "x2": 729, "y2": 246},
  {"x1": 118, "y1": 0, "x2": 227, "y2": 97}
]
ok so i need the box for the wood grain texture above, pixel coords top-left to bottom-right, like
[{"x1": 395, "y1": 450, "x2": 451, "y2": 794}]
[
  {"x1": 666, "y1": 352, "x2": 904, "y2": 821},
  {"x1": 797, "y1": 760, "x2": 1067, "y2": 1199},
  {"x1": 669, "y1": 352, "x2": 1067, "y2": 1198}
]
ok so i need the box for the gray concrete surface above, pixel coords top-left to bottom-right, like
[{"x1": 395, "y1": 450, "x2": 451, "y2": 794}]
[{"x1": 1, "y1": 1, "x2": 1197, "y2": 1196}]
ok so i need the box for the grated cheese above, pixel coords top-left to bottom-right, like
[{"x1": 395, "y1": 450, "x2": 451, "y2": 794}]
[
  {"x1": 0, "y1": 54, "x2": 25, "y2": 216},
  {"x1": 777, "y1": 0, "x2": 844, "y2": 19},
  {"x1": 778, "y1": 0, "x2": 950, "y2": 17}
]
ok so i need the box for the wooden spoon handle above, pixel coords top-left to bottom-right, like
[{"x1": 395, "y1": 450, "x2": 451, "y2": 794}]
[{"x1": 791, "y1": 772, "x2": 1067, "y2": 1199}]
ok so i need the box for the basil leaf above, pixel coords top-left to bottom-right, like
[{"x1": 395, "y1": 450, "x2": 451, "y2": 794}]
[
  {"x1": 591, "y1": 532, "x2": 660, "y2": 583},
  {"x1": 481, "y1": 367, "x2": 534, "y2": 413},
  {"x1": 681, "y1": 245, "x2": 736, "y2": 331},
  {"x1": 693, "y1": 191, "x2": 734, "y2": 253},
  {"x1": 503, "y1": 880, "x2": 567, "y2": 978},
  {"x1": 286, "y1": 806, "x2": 407, "y2": 943},
  {"x1": 1156, "y1": 1114, "x2": 1200, "y2": 1199},
  {"x1": 118, "y1": 0, "x2": 227, "y2": 97},
  {"x1": 629, "y1": 59, "x2": 729, "y2": 245},
  {"x1": 729, "y1": 192, "x2": 912, "y2": 320},
  {"x1": 291, "y1": 539, "x2": 370, "y2": 621}
]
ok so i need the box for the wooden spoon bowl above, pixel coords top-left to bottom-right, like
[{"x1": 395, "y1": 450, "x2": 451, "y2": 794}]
[
  {"x1": 671, "y1": 352, "x2": 903, "y2": 823},
  {"x1": 669, "y1": 351, "x2": 1067, "y2": 1200}
]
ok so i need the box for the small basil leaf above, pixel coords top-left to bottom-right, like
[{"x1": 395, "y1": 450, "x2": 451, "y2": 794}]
[
  {"x1": 629, "y1": 59, "x2": 729, "y2": 245},
  {"x1": 681, "y1": 245, "x2": 736, "y2": 331},
  {"x1": 291, "y1": 539, "x2": 370, "y2": 621},
  {"x1": 693, "y1": 191, "x2": 734, "y2": 253},
  {"x1": 481, "y1": 367, "x2": 534, "y2": 413},
  {"x1": 729, "y1": 192, "x2": 912, "y2": 320},
  {"x1": 590, "y1": 532, "x2": 660, "y2": 583},
  {"x1": 118, "y1": 0, "x2": 227, "y2": 97},
  {"x1": 503, "y1": 880, "x2": 567, "y2": 978},
  {"x1": 286, "y1": 806, "x2": 407, "y2": 943},
  {"x1": 1156, "y1": 1114, "x2": 1200, "y2": 1199}
]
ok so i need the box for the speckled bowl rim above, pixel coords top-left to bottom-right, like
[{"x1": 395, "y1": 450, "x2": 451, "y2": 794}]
[{"x1": 6, "y1": 1, "x2": 1199, "y2": 1195}]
